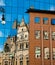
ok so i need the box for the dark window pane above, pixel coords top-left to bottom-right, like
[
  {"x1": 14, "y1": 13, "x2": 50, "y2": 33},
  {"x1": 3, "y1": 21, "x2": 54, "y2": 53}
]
[
  {"x1": 20, "y1": 61, "x2": 23, "y2": 65},
  {"x1": 27, "y1": 61, "x2": 29, "y2": 65}
]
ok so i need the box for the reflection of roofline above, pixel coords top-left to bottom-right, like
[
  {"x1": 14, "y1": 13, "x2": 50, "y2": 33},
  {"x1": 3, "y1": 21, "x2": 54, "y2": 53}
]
[{"x1": 26, "y1": 8, "x2": 55, "y2": 14}]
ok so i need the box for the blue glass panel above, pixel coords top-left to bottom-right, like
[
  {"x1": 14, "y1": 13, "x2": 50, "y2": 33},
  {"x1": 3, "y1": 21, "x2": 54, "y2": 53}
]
[
  {"x1": 40, "y1": 3, "x2": 44, "y2": 10},
  {"x1": 49, "y1": 5, "x2": 55, "y2": 11},
  {"x1": 40, "y1": 0, "x2": 44, "y2": 2},
  {"x1": 4, "y1": 21, "x2": 12, "y2": 29},
  {"x1": 5, "y1": 0, "x2": 11, "y2": 6},
  {"x1": 0, "y1": 44, "x2": 4, "y2": 51},
  {"x1": 0, "y1": 37, "x2": 5, "y2": 51},
  {"x1": 10, "y1": 29, "x2": 17, "y2": 37},
  {"x1": 0, "y1": 29, "x2": 5, "y2": 37},
  {"x1": 44, "y1": 3, "x2": 50, "y2": 10},
  {"x1": 11, "y1": 0, "x2": 17, "y2": 7},
  {"x1": 30, "y1": 1, "x2": 34, "y2": 8},
  {"x1": 34, "y1": 2, "x2": 40, "y2": 9},
  {"x1": 18, "y1": 15, "x2": 23, "y2": 23},
  {"x1": 34, "y1": 0, "x2": 40, "y2": 2},
  {"x1": 5, "y1": 14, "x2": 11, "y2": 21},
  {"x1": 12, "y1": 14, "x2": 17, "y2": 22},
  {"x1": 0, "y1": 38, "x2": 3, "y2": 45},
  {"x1": 12, "y1": 7, "x2": 17, "y2": 14},
  {"x1": 18, "y1": 0, "x2": 24, "y2": 7},
  {"x1": 5, "y1": 7, "x2": 11, "y2": 14},
  {"x1": 4, "y1": 29, "x2": 10, "y2": 37},
  {"x1": 3, "y1": 37, "x2": 7, "y2": 45},
  {"x1": 44, "y1": 0, "x2": 49, "y2": 3},
  {"x1": 24, "y1": 8, "x2": 28, "y2": 13},
  {"x1": 24, "y1": 1, "x2": 29, "y2": 9},
  {"x1": 18, "y1": 8, "x2": 24, "y2": 14},
  {"x1": 24, "y1": 14, "x2": 30, "y2": 24},
  {"x1": 50, "y1": 0, "x2": 54, "y2": 4}
]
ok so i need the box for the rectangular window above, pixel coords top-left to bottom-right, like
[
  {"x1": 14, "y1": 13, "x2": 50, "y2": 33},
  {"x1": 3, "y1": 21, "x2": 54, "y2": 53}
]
[
  {"x1": 26, "y1": 43, "x2": 29, "y2": 49},
  {"x1": 20, "y1": 61, "x2": 23, "y2": 65},
  {"x1": 52, "y1": 32, "x2": 55, "y2": 40},
  {"x1": 26, "y1": 61, "x2": 29, "y2": 65},
  {"x1": 34, "y1": 17, "x2": 40, "y2": 23},
  {"x1": 16, "y1": 59, "x2": 17, "y2": 65},
  {"x1": 43, "y1": 31, "x2": 49, "y2": 40},
  {"x1": 0, "y1": 63, "x2": 1, "y2": 65},
  {"x1": 44, "y1": 48, "x2": 49, "y2": 59},
  {"x1": 35, "y1": 47, "x2": 41, "y2": 58},
  {"x1": 43, "y1": 18, "x2": 48, "y2": 24},
  {"x1": 20, "y1": 43, "x2": 24, "y2": 50},
  {"x1": 5, "y1": 61, "x2": 8, "y2": 65},
  {"x1": 35, "y1": 31, "x2": 40, "y2": 39},
  {"x1": 51, "y1": 19, "x2": 55, "y2": 25},
  {"x1": 53, "y1": 48, "x2": 55, "y2": 59}
]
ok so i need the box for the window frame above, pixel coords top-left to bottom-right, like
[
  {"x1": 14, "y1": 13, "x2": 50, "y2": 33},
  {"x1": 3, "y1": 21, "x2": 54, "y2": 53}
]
[
  {"x1": 53, "y1": 48, "x2": 55, "y2": 59},
  {"x1": 52, "y1": 32, "x2": 55, "y2": 40},
  {"x1": 26, "y1": 43, "x2": 29, "y2": 49},
  {"x1": 20, "y1": 43, "x2": 24, "y2": 50},
  {"x1": 34, "y1": 17, "x2": 40, "y2": 24},
  {"x1": 43, "y1": 31, "x2": 49, "y2": 40},
  {"x1": 35, "y1": 47, "x2": 41, "y2": 59},
  {"x1": 35, "y1": 30, "x2": 40, "y2": 39},
  {"x1": 43, "y1": 17, "x2": 49, "y2": 24},
  {"x1": 44, "y1": 47, "x2": 50, "y2": 59}
]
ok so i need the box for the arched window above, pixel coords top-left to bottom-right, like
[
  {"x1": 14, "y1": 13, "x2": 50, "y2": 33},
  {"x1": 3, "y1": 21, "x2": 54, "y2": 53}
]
[
  {"x1": 19, "y1": 55, "x2": 23, "y2": 65},
  {"x1": 5, "y1": 61, "x2": 8, "y2": 65},
  {"x1": 16, "y1": 59, "x2": 17, "y2": 65},
  {"x1": 26, "y1": 55, "x2": 29, "y2": 65}
]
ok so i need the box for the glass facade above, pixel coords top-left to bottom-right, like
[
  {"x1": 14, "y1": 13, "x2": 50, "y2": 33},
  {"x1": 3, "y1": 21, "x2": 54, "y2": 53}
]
[{"x1": 0, "y1": 0, "x2": 55, "y2": 51}]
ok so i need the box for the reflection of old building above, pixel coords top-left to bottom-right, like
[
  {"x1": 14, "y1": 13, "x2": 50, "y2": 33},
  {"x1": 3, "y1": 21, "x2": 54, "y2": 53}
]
[
  {"x1": 0, "y1": 53, "x2": 3, "y2": 65},
  {"x1": 0, "y1": 18, "x2": 29, "y2": 65},
  {"x1": 16, "y1": 18, "x2": 29, "y2": 65},
  {"x1": 0, "y1": 36, "x2": 15, "y2": 65},
  {"x1": 0, "y1": 52, "x2": 14, "y2": 65},
  {"x1": 4, "y1": 36, "x2": 15, "y2": 53}
]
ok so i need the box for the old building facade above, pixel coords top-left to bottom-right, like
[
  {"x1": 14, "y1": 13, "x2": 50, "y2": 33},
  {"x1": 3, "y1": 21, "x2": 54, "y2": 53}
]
[
  {"x1": 0, "y1": 36, "x2": 15, "y2": 65},
  {"x1": 16, "y1": 18, "x2": 29, "y2": 65},
  {"x1": 0, "y1": 18, "x2": 29, "y2": 65},
  {"x1": 1, "y1": 20, "x2": 17, "y2": 65}
]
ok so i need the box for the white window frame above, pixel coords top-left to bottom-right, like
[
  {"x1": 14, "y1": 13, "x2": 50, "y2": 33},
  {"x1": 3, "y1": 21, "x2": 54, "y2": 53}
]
[
  {"x1": 44, "y1": 47, "x2": 49, "y2": 59},
  {"x1": 53, "y1": 48, "x2": 55, "y2": 59},
  {"x1": 35, "y1": 47, "x2": 41, "y2": 58},
  {"x1": 43, "y1": 31, "x2": 49, "y2": 40},
  {"x1": 43, "y1": 18, "x2": 48, "y2": 24},
  {"x1": 35, "y1": 30, "x2": 40, "y2": 39},
  {"x1": 52, "y1": 32, "x2": 55, "y2": 40}
]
